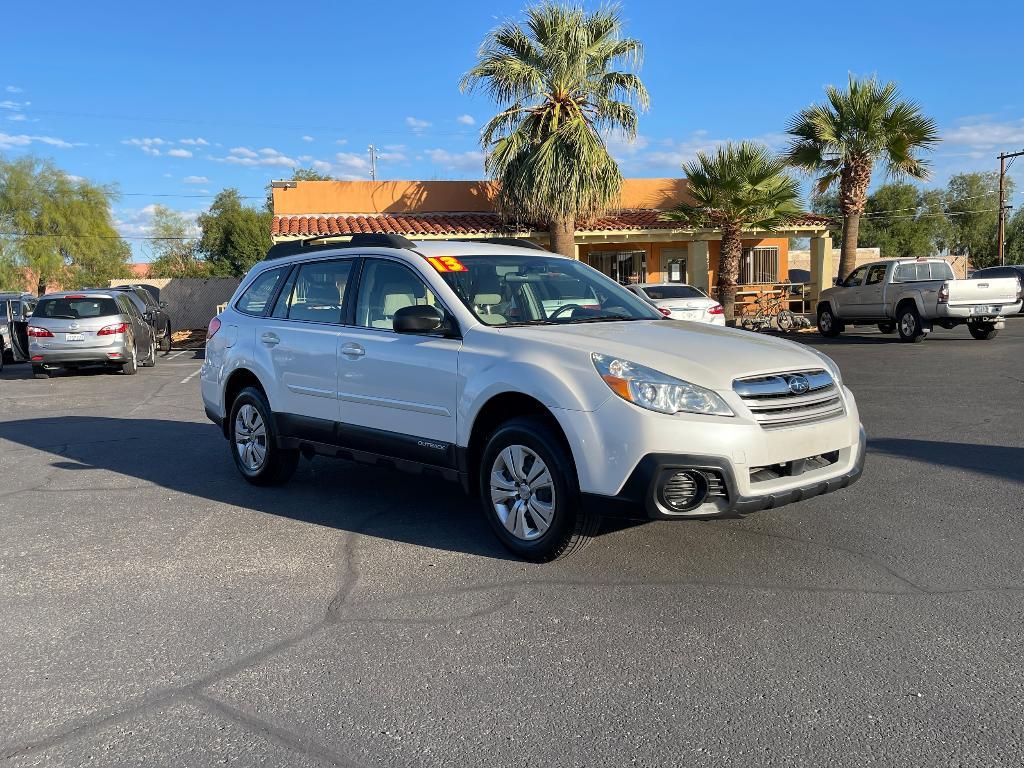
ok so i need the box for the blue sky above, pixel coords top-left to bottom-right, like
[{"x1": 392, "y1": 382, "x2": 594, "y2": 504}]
[{"x1": 2, "y1": 0, "x2": 1022, "y2": 260}]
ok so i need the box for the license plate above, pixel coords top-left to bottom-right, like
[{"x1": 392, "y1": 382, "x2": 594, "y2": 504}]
[
  {"x1": 971, "y1": 305, "x2": 1000, "y2": 315},
  {"x1": 65, "y1": 333, "x2": 84, "y2": 341}
]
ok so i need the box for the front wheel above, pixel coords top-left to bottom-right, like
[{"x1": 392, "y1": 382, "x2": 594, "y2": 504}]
[
  {"x1": 968, "y1": 322, "x2": 999, "y2": 340},
  {"x1": 229, "y1": 387, "x2": 299, "y2": 486},
  {"x1": 159, "y1": 323, "x2": 172, "y2": 354},
  {"x1": 141, "y1": 338, "x2": 157, "y2": 367},
  {"x1": 817, "y1": 306, "x2": 842, "y2": 338},
  {"x1": 897, "y1": 305, "x2": 925, "y2": 343},
  {"x1": 32, "y1": 365, "x2": 49, "y2": 379},
  {"x1": 479, "y1": 416, "x2": 598, "y2": 562}
]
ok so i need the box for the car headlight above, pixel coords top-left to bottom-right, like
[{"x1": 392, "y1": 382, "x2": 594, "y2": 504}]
[
  {"x1": 811, "y1": 350, "x2": 842, "y2": 385},
  {"x1": 592, "y1": 353, "x2": 733, "y2": 416}
]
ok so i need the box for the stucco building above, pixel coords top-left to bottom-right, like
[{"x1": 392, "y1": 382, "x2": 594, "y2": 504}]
[{"x1": 270, "y1": 179, "x2": 837, "y2": 300}]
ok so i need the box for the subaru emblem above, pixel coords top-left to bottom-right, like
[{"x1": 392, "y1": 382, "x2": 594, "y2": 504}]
[{"x1": 787, "y1": 374, "x2": 810, "y2": 395}]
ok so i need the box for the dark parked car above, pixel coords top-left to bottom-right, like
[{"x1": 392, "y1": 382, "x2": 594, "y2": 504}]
[
  {"x1": 108, "y1": 284, "x2": 173, "y2": 352},
  {"x1": 0, "y1": 292, "x2": 36, "y2": 368},
  {"x1": 970, "y1": 265, "x2": 1024, "y2": 313}
]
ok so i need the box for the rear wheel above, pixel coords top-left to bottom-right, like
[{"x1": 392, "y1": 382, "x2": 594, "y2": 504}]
[
  {"x1": 141, "y1": 337, "x2": 157, "y2": 367},
  {"x1": 968, "y1": 322, "x2": 999, "y2": 340},
  {"x1": 229, "y1": 387, "x2": 299, "y2": 486},
  {"x1": 159, "y1": 323, "x2": 172, "y2": 354},
  {"x1": 817, "y1": 305, "x2": 842, "y2": 338},
  {"x1": 479, "y1": 416, "x2": 597, "y2": 562},
  {"x1": 120, "y1": 342, "x2": 139, "y2": 375},
  {"x1": 897, "y1": 304, "x2": 925, "y2": 343}
]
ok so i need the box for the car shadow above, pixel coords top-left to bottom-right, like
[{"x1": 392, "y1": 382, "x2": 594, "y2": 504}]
[
  {"x1": 0, "y1": 416, "x2": 534, "y2": 560},
  {"x1": 868, "y1": 437, "x2": 1024, "y2": 484}
]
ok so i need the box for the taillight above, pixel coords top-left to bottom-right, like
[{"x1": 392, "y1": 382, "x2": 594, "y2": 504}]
[
  {"x1": 207, "y1": 316, "x2": 222, "y2": 339},
  {"x1": 97, "y1": 322, "x2": 129, "y2": 335},
  {"x1": 708, "y1": 304, "x2": 725, "y2": 315},
  {"x1": 938, "y1": 283, "x2": 949, "y2": 304},
  {"x1": 657, "y1": 307, "x2": 671, "y2": 317},
  {"x1": 27, "y1": 326, "x2": 53, "y2": 337}
]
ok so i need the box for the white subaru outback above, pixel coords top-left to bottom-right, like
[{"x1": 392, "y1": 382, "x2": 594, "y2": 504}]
[{"x1": 201, "y1": 235, "x2": 865, "y2": 561}]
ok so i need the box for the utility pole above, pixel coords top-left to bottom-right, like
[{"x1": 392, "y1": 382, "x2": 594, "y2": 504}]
[
  {"x1": 367, "y1": 144, "x2": 378, "y2": 181},
  {"x1": 997, "y1": 149, "x2": 1024, "y2": 266}
]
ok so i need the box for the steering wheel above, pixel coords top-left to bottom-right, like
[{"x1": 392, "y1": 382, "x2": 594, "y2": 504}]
[{"x1": 548, "y1": 303, "x2": 583, "y2": 320}]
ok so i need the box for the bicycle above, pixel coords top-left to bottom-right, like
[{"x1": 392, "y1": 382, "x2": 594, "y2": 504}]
[{"x1": 738, "y1": 289, "x2": 809, "y2": 333}]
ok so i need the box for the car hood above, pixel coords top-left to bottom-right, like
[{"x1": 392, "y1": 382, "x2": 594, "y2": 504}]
[{"x1": 498, "y1": 320, "x2": 832, "y2": 390}]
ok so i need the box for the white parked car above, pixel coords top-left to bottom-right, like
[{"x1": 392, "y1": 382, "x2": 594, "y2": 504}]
[
  {"x1": 626, "y1": 283, "x2": 726, "y2": 325},
  {"x1": 201, "y1": 235, "x2": 865, "y2": 561}
]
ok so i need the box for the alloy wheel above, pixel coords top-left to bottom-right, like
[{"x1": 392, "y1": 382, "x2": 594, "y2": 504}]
[
  {"x1": 489, "y1": 445, "x2": 557, "y2": 541},
  {"x1": 234, "y1": 404, "x2": 268, "y2": 472}
]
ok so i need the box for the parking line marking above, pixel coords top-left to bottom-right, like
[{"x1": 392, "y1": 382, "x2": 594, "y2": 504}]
[
  {"x1": 179, "y1": 367, "x2": 202, "y2": 385},
  {"x1": 167, "y1": 351, "x2": 188, "y2": 360}
]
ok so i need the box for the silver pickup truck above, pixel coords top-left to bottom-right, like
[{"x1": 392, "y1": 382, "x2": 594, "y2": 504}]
[{"x1": 817, "y1": 258, "x2": 1022, "y2": 342}]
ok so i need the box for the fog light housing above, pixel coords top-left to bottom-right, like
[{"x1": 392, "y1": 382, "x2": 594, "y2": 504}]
[{"x1": 658, "y1": 470, "x2": 709, "y2": 512}]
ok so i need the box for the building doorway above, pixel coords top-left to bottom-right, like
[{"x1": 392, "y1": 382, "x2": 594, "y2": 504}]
[
  {"x1": 587, "y1": 250, "x2": 646, "y2": 284},
  {"x1": 661, "y1": 248, "x2": 688, "y2": 283}
]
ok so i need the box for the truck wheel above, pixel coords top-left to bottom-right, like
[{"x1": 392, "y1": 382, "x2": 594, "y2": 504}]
[
  {"x1": 159, "y1": 323, "x2": 172, "y2": 353},
  {"x1": 229, "y1": 387, "x2": 299, "y2": 486},
  {"x1": 32, "y1": 365, "x2": 49, "y2": 379},
  {"x1": 968, "y1": 322, "x2": 999, "y2": 340},
  {"x1": 877, "y1": 323, "x2": 896, "y2": 334},
  {"x1": 897, "y1": 305, "x2": 925, "y2": 343},
  {"x1": 817, "y1": 306, "x2": 842, "y2": 338},
  {"x1": 479, "y1": 416, "x2": 598, "y2": 562}
]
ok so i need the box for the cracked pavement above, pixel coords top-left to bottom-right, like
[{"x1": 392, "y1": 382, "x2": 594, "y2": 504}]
[{"x1": 1, "y1": 323, "x2": 1022, "y2": 767}]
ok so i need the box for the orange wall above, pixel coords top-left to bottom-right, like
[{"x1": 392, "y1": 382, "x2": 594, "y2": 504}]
[{"x1": 272, "y1": 178, "x2": 692, "y2": 215}]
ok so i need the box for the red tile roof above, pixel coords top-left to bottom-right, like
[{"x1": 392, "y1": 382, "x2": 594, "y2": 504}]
[{"x1": 271, "y1": 210, "x2": 832, "y2": 238}]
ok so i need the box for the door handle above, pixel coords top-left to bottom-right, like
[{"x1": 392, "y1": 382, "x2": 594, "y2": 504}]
[
  {"x1": 260, "y1": 332, "x2": 280, "y2": 347},
  {"x1": 341, "y1": 342, "x2": 365, "y2": 359}
]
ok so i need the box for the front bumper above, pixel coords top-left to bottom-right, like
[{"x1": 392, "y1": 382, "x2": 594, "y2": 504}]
[{"x1": 584, "y1": 426, "x2": 866, "y2": 520}]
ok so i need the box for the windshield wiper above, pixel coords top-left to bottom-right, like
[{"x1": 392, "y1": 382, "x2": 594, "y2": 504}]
[
  {"x1": 560, "y1": 314, "x2": 641, "y2": 324},
  {"x1": 45, "y1": 314, "x2": 76, "y2": 319}
]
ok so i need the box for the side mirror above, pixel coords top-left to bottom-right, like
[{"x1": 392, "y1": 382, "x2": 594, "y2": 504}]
[
  {"x1": 393, "y1": 304, "x2": 446, "y2": 334},
  {"x1": 833, "y1": 277, "x2": 842, "y2": 287},
  {"x1": 159, "y1": 301, "x2": 167, "y2": 309},
  {"x1": 143, "y1": 310, "x2": 154, "y2": 323}
]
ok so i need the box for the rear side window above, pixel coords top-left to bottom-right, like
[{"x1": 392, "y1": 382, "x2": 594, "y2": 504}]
[
  {"x1": 274, "y1": 260, "x2": 353, "y2": 324},
  {"x1": 35, "y1": 297, "x2": 120, "y2": 319},
  {"x1": 865, "y1": 265, "x2": 887, "y2": 285},
  {"x1": 236, "y1": 267, "x2": 287, "y2": 316},
  {"x1": 928, "y1": 262, "x2": 954, "y2": 280}
]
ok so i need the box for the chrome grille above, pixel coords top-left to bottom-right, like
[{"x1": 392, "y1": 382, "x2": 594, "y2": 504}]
[{"x1": 733, "y1": 369, "x2": 845, "y2": 429}]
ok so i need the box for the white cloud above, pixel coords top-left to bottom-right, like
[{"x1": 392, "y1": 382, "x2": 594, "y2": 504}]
[
  {"x1": 456, "y1": 114, "x2": 476, "y2": 126},
  {"x1": 183, "y1": 175, "x2": 209, "y2": 184},
  {"x1": 167, "y1": 148, "x2": 193, "y2": 158},
  {"x1": 123, "y1": 137, "x2": 168, "y2": 156},
  {"x1": 609, "y1": 130, "x2": 790, "y2": 173},
  {"x1": 114, "y1": 204, "x2": 200, "y2": 241},
  {"x1": 405, "y1": 116, "x2": 431, "y2": 132},
  {"x1": 220, "y1": 146, "x2": 297, "y2": 168},
  {"x1": 179, "y1": 137, "x2": 209, "y2": 146},
  {"x1": 334, "y1": 152, "x2": 370, "y2": 173},
  {"x1": 943, "y1": 119, "x2": 1024, "y2": 149},
  {"x1": 301, "y1": 135, "x2": 315, "y2": 142},
  {"x1": 335, "y1": 138, "x2": 348, "y2": 146},
  {"x1": 0, "y1": 132, "x2": 75, "y2": 149},
  {"x1": 5, "y1": 85, "x2": 22, "y2": 93},
  {"x1": 7, "y1": 113, "x2": 27, "y2": 122},
  {"x1": 424, "y1": 148, "x2": 485, "y2": 172},
  {"x1": 0, "y1": 99, "x2": 29, "y2": 111}
]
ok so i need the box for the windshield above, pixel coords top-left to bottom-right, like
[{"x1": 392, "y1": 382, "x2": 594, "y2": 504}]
[
  {"x1": 437, "y1": 255, "x2": 662, "y2": 326},
  {"x1": 641, "y1": 285, "x2": 706, "y2": 300}
]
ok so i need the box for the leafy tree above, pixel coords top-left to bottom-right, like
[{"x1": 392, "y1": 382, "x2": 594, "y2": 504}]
[
  {"x1": 461, "y1": 2, "x2": 648, "y2": 257},
  {"x1": 0, "y1": 241, "x2": 20, "y2": 291},
  {"x1": 810, "y1": 191, "x2": 843, "y2": 251},
  {"x1": 786, "y1": 75, "x2": 939, "y2": 279},
  {"x1": 858, "y1": 183, "x2": 950, "y2": 258},
  {"x1": 0, "y1": 156, "x2": 130, "y2": 292},
  {"x1": 665, "y1": 142, "x2": 801, "y2": 321},
  {"x1": 197, "y1": 189, "x2": 272, "y2": 277},
  {"x1": 1004, "y1": 207, "x2": 1024, "y2": 265},
  {"x1": 944, "y1": 172, "x2": 1010, "y2": 268},
  {"x1": 290, "y1": 167, "x2": 333, "y2": 181},
  {"x1": 146, "y1": 205, "x2": 207, "y2": 278}
]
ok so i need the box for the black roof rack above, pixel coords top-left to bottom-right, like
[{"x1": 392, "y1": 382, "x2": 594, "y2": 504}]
[
  {"x1": 266, "y1": 233, "x2": 419, "y2": 260},
  {"x1": 455, "y1": 237, "x2": 549, "y2": 251}
]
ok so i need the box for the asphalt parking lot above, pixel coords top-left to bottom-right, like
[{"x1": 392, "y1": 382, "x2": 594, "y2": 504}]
[{"x1": 1, "y1": 324, "x2": 1022, "y2": 767}]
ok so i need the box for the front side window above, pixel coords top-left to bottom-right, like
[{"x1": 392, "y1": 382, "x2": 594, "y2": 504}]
[
  {"x1": 842, "y1": 266, "x2": 868, "y2": 287},
  {"x1": 274, "y1": 260, "x2": 352, "y2": 324},
  {"x1": 356, "y1": 260, "x2": 445, "y2": 330},
  {"x1": 236, "y1": 267, "x2": 287, "y2": 316},
  {"x1": 436, "y1": 255, "x2": 661, "y2": 326}
]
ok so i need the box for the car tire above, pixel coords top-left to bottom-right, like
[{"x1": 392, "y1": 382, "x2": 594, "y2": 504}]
[
  {"x1": 32, "y1": 365, "x2": 49, "y2": 379},
  {"x1": 159, "y1": 323, "x2": 172, "y2": 354},
  {"x1": 120, "y1": 342, "x2": 139, "y2": 375},
  {"x1": 141, "y1": 338, "x2": 157, "y2": 367},
  {"x1": 897, "y1": 304, "x2": 925, "y2": 343},
  {"x1": 877, "y1": 323, "x2": 896, "y2": 334},
  {"x1": 228, "y1": 386, "x2": 299, "y2": 486},
  {"x1": 817, "y1": 305, "x2": 842, "y2": 338},
  {"x1": 968, "y1": 322, "x2": 999, "y2": 340},
  {"x1": 479, "y1": 415, "x2": 598, "y2": 562}
]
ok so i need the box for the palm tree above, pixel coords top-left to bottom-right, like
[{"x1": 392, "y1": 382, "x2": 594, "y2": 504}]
[
  {"x1": 786, "y1": 74, "x2": 939, "y2": 279},
  {"x1": 664, "y1": 142, "x2": 801, "y2": 322},
  {"x1": 460, "y1": 2, "x2": 648, "y2": 257}
]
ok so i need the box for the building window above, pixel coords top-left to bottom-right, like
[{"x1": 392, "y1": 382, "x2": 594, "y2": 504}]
[{"x1": 740, "y1": 246, "x2": 779, "y2": 285}]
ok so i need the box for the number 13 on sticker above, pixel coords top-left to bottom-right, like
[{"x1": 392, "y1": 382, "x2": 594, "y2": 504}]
[{"x1": 426, "y1": 256, "x2": 468, "y2": 272}]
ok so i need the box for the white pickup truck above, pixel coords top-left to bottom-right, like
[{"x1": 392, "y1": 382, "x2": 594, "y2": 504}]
[{"x1": 817, "y1": 258, "x2": 1023, "y2": 342}]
